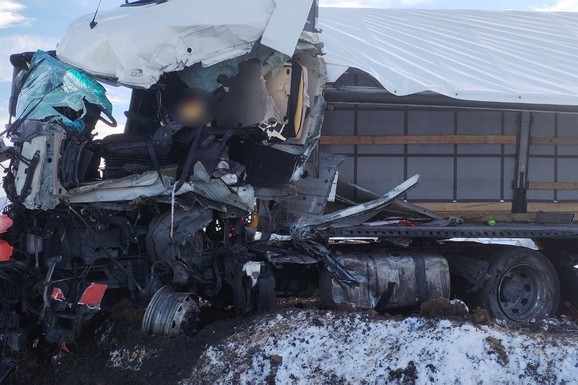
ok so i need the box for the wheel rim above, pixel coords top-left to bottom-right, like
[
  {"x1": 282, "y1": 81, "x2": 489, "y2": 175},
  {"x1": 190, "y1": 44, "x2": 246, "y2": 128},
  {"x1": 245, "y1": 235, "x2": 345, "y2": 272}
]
[
  {"x1": 142, "y1": 286, "x2": 198, "y2": 337},
  {"x1": 497, "y1": 264, "x2": 548, "y2": 322}
]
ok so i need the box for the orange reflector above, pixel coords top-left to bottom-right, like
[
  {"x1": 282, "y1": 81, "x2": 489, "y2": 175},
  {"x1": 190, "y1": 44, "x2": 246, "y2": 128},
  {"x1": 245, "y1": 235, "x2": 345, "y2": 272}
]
[
  {"x1": 0, "y1": 215, "x2": 13, "y2": 234},
  {"x1": 0, "y1": 240, "x2": 13, "y2": 262},
  {"x1": 78, "y1": 283, "x2": 108, "y2": 309}
]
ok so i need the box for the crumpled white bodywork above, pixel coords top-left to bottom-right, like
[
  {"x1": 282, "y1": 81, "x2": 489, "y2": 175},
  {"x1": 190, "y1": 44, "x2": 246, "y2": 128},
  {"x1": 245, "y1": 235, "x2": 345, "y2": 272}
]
[
  {"x1": 57, "y1": 0, "x2": 313, "y2": 88},
  {"x1": 67, "y1": 167, "x2": 255, "y2": 212}
]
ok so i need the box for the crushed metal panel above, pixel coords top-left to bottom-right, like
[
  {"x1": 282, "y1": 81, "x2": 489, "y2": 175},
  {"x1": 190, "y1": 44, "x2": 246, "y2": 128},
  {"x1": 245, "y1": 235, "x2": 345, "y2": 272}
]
[
  {"x1": 57, "y1": 0, "x2": 313, "y2": 88},
  {"x1": 12, "y1": 129, "x2": 69, "y2": 210},
  {"x1": 286, "y1": 152, "x2": 345, "y2": 217}
]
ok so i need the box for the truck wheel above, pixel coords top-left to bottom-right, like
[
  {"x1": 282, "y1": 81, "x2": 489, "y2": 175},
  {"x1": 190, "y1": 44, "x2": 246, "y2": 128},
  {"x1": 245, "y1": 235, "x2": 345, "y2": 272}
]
[
  {"x1": 479, "y1": 248, "x2": 559, "y2": 325},
  {"x1": 142, "y1": 286, "x2": 199, "y2": 337}
]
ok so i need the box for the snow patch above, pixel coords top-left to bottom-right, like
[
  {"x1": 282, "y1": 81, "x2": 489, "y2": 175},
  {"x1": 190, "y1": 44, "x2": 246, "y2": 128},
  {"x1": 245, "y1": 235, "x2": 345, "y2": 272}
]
[
  {"x1": 109, "y1": 345, "x2": 156, "y2": 371},
  {"x1": 182, "y1": 310, "x2": 578, "y2": 385}
]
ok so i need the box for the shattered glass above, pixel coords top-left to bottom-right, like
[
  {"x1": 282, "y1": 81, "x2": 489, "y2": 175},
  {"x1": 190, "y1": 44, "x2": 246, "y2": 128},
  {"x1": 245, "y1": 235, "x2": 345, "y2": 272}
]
[{"x1": 14, "y1": 50, "x2": 113, "y2": 130}]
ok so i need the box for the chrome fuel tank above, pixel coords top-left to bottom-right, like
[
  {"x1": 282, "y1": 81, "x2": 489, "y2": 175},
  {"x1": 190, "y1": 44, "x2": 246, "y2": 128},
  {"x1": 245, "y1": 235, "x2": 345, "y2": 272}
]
[{"x1": 319, "y1": 250, "x2": 450, "y2": 310}]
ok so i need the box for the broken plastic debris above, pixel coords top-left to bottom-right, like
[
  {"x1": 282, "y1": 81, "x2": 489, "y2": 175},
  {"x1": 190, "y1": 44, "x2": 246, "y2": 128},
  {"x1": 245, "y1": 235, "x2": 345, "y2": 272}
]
[
  {"x1": 50, "y1": 288, "x2": 66, "y2": 302},
  {"x1": 15, "y1": 50, "x2": 113, "y2": 126},
  {"x1": 259, "y1": 121, "x2": 288, "y2": 142}
]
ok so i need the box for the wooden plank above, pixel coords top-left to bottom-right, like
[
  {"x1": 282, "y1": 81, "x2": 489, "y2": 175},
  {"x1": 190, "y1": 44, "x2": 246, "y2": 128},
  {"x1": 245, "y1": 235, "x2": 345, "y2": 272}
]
[
  {"x1": 418, "y1": 202, "x2": 512, "y2": 213},
  {"x1": 532, "y1": 137, "x2": 578, "y2": 145},
  {"x1": 418, "y1": 201, "x2": 578, "y2": 214},
  {"x1": 536, "y1": 211, "x2": 575, "y2": 224},
  {"x1": 418, "y1": 201, "x2": 578, "y2": 213},
  {"x1": 319, "y1": 134, "x2": 578, "y2": 146},
  {"x1": 320, "y1": 135, "x2": 517, "y2": 145},
  {"x1": 528, "y1": 182, "x2": 578, "y2": 190},
  {"x1": 415, "y1": 202, "x2": 578, "y2": 222},
  {"x1": 329, "y1": 201, "x2": 578, "y2": 222}
]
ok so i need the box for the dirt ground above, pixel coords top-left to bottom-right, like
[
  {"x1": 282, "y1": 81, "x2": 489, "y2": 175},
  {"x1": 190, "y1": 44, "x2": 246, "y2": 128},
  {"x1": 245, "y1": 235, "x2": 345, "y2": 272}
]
[
  {"x1": 6, "y1": 304, "x2": 240, "y2": 385},
  {"x1": 5, "y1": 298, "x2": 578, "y2": 385}
]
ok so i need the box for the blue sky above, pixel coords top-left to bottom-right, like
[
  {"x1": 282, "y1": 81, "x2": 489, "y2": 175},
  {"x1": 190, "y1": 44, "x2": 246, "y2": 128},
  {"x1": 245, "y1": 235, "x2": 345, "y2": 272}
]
[{"x1": 0, "y1": 0, "x2": 576, "y2": 130}]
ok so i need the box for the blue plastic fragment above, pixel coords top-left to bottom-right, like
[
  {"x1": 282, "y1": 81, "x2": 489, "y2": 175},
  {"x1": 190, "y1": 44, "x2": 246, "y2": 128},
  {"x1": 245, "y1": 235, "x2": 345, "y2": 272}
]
[{"x1": 14, "y1": 50, "x2": 112, "y2": 126}]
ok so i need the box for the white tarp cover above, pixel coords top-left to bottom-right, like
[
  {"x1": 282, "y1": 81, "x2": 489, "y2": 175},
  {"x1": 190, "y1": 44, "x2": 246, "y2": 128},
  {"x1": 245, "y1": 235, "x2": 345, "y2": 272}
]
[
  {"x1": 57, "y1": 0, "x2": 313, "y2": 88},
  {"x1": 319, "y1": 9, "x2": 578, "y2": 106}
]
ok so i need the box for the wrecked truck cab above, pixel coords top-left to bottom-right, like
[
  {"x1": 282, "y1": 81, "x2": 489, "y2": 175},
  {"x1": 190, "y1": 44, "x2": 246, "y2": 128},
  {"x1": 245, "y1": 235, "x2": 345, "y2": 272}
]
[
  {"x1": 5, "y1": 48, "x2": 326, "y2": 211},
  {"x1": 0, "y1": 0, "x2": 334, "y2": 348}
]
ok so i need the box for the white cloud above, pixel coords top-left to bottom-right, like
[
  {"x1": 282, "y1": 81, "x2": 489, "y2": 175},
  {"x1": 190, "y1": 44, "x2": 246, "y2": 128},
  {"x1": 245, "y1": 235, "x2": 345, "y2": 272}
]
[
  {"x1": 320, "y1": 1, "x2": 371, "y2": 6},
  {"x1": 94, "y1": 121, "x2": 125, "y2": 139},
  {"x1": 0, "y1": 0, "x2": 28, "y2": 28},
  {"x1": 400, "y1": 0, "x2": 436, "y2": 5},
  {"x1": 104, "y1": 85, "x2": 131, "y2": 106},
  {"x1": 0, "y1": 34, "x2": 59, "y2": 127},
  {"x1": 536, "y1": 0, "x2": 578, "y2": 11},
  {"x1": 0, "y1": 34, "x2": 59, "y2": 82},
  {"x1": 0, "y1": 98, "x2": 10, "y2": 132}
]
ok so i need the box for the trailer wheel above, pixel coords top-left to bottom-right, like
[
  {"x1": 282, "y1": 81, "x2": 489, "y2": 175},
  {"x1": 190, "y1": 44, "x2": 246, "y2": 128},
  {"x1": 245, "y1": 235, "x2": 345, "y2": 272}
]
[{"x1": 479, "y1": 248, "x2": 559, "y2": 324}]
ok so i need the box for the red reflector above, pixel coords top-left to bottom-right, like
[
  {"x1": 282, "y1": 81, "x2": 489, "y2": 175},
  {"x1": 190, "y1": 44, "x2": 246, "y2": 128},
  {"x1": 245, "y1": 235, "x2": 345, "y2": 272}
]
[
  {"x1": 0, "y1": 240, "x2": 13, "y2": 262},
  {"x1": 0, "y1": 215, "x2": 13, "y2": 234},
  {"x1": 78, "y1": 283, "x2": 108, "y2": 309},
  {"x1": 50, "y1": 287, "x2": 66, "y2": 302}
]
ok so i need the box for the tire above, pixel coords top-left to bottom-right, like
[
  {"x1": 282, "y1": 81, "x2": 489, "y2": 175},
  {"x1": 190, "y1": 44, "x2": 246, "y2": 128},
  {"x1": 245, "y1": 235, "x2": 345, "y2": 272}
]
[{"x1": 479, "y1": 247, "x2": 560, "y2": 325}]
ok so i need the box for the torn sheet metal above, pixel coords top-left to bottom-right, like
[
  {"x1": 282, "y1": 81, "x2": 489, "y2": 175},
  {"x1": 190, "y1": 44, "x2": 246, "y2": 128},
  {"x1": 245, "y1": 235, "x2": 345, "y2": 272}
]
[
  {"x1": 192, "y1": 162, "x2": 255, "y2": 212},
  {"x1": 57, "y1": 0, "x2": 314, "y2": 88},
  {"x1": 291, "y1": 175, "x2": 420, "y2": 283},
  {"x1": 320, "y1": 9, "x2": 578, "y2": 106},
  {"x1": 297, "y1": 175, "x2": 420, "y2": 230},
  {"x1": 68, "y1": 171, "x2": 192, "y2": 204}
]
